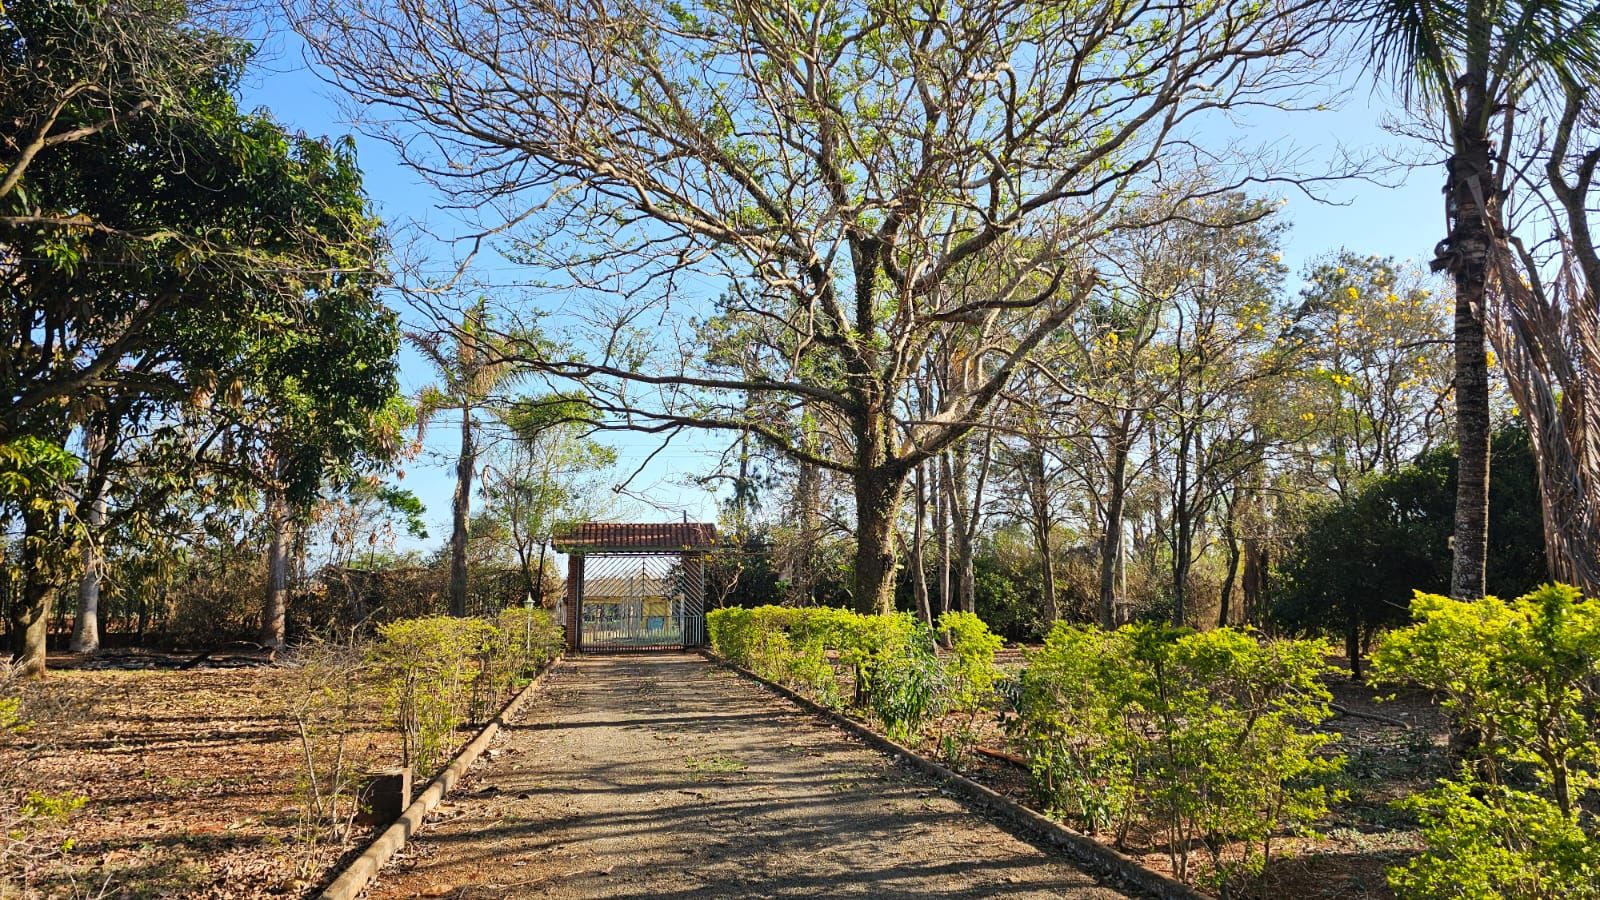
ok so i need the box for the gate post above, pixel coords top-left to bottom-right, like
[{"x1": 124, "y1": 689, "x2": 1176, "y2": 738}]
[{"x1": 565, "y1": 554, "x2": 584, "y2": 651}]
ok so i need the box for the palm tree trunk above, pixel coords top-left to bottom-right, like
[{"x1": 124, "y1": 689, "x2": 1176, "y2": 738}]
[
  {"x1": 1445, "y1": 80, "x2": 1495, "y2": 601},
  {"x1": 1451, "y1": 281, "x2": 1492, "y2": 600},
  {"x1": 449, "y1": 406, "x2": 476, "y2": 617}
]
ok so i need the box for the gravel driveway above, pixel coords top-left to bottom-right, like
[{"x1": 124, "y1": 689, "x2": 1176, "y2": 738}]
[{"x1": 367, "y1": 654, "x2": 1129, "y2": 899}]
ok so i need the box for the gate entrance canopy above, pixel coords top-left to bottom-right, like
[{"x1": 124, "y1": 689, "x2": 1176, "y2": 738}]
[{"x1": 553, "y1": 522, "x2": 717, "y2": 652}]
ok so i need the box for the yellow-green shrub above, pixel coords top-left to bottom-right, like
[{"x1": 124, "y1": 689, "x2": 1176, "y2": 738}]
[
  {"x1": 373, "y1": 609, "x2": 561, "y2": 777},
  {"x1": 707, "y1": 606, "x2": 945, "y2": 733},
  {"x1": 1014, "y1": 622, "x2": 1342, "y2": 889},
  {"x1": 1372, "y1": 584, "x2": 1600, "y2": 899},
  {"x1": 937, "y1": 611, "x2": 1003, "y2": 712}
]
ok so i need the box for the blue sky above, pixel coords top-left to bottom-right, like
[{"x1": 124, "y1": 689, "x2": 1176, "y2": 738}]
[{"x1": 238, "y1": 26, "x2": 1443, "y2": 553}]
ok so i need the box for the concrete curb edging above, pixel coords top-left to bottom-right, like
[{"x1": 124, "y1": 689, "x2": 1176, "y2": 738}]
[
  {"x1": 316, "y1": 656, "x2": 564, "y2": 900},
  {"x1": 702, "y1": 650, "x2": 1207, "y2": 900}
]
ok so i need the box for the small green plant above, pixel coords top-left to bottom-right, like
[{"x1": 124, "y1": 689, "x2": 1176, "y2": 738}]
[
  {"x1": 18, "y1": 791, "x2": 86, "y2": 825},
  {"x1": 869, "y1": 635, "x2": 945, "y2": 743},
  {"x1": 934, "y1": 611, "x2": 1003, "y2": 763},
  {"x1": 936, "y1": 611, "x2": 1003, "y2": 711},
  {"x1": 685, "y1": 754, "x2": 746, "y2": 777}
]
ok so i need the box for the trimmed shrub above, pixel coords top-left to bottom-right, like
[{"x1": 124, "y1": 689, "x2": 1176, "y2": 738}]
[{"x1": 707, "y1": 606, "x2": 950, "y2": 736}]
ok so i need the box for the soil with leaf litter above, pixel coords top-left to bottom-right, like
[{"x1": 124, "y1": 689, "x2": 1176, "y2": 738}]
[{"x1": 3, "y1": 651, "x2": 401, "y2": 899}]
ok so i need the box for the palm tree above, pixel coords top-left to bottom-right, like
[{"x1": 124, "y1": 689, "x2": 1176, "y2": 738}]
[
  {"x1": 413, "y1": 301, "x2": 529, "y2": 617},
  {"x1": 1356, "y1": 0, "x2": 1600, "y2": 598}
]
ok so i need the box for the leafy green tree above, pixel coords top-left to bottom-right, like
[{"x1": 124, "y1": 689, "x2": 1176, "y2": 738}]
[
  {"x1": 1, "y1": 0, "x2": 396, "y2": 667},
  {"x1": 1286, "y1": 253, "x2": 1454, "y2": 494},
  {"x1": 2, "y1": 1, "x2": 385, "y2": 440},
  {"x1": 479, "y1": 394, "x2": 615, "y2": 605},
  {"x1": 1273, "y1": 424, "x2": 1547, "y2": 676}
]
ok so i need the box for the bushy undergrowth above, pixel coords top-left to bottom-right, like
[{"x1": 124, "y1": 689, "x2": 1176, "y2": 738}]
[
  {"x1": 1013, "y1": 622, "x2": 1343, "y2": 890},
  {"x1": 1372, "y1": 584, "x2": 1600, "y2": 899},
  {"x1": 371, "y1": 608, "x2": 562, "y2": 777}
]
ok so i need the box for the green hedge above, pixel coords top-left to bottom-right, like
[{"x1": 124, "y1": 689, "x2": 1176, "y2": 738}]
[{"x1": 707, "y1": 606, "x2": 1002, "y2": 742}]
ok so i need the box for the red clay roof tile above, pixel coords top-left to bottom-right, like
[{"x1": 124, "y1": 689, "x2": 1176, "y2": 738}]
[{"x1": 552, "y1": 522, "x2": 718, "y2": 553}]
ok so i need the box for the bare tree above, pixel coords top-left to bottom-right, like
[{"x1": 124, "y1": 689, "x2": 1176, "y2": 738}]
[{"x1": 295, "y1": 0, "x2": 1338, "y2": 611}]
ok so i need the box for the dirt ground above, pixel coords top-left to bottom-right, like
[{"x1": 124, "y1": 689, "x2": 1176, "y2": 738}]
[
  {"x1": 3, "y1": 652, "x2": 398, "y2": 899},
  {"x1": 369, "y1": 654, "x2": 1130, "y2": 899}
]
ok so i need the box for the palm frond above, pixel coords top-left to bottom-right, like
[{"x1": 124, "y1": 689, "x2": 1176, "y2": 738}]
[
  {"x1": 1356, "y1": 0, "x2": 1465, "y2": 109},
  {"x1": 412, "y1": 384, "x2": 455, "y2": 441}
]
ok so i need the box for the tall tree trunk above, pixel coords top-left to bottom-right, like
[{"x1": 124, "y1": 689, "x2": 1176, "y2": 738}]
[
  {"x1": 1098, "y1": 411, "x2": 1131, "y2": 628},
  {"x1": 955, "y1": 532, "x2": 975, "y2": 613},
  {"x1": 70, "y1": 417, "x2": 111, "y2": 654},
  {"x1": 852, "y1": 466, "x2": 903, "y2": 614},
  {"x1": 1169, "y1": 420, "x2": 1200, "y2": 628},
  {"x1": 1451, "y1": 255, "x2": 1492, "y2": 601},
  {"x1": 11, "y1": 505, "x2": 54, "y2": 678},
  {"x1": 789, "y1": 458, "x2": 821, "y2": 606},
  {"x1": 68, "y1": 488, "x2": 106, "y2": 654},
  {"x1": 533, "y1": 539, "x2": 548, "y2": 608},
  {"x1": 1026, "y1": 448, "x2": 1059, "y2": 624},
  {"x1": 944, "y1": 433, "x2": 993, "y2": 614},
  {"x1": 1037, "y1": 526, "x2": 1058, "y2": 624},
  {"x1": 911, "y1": 462, "x2": 932, "y2": 627},
  {"x1": 1445, "y1": 32, "x2": 1495, "y2": 601},
  {"x1": 258, "y1": 490, "x2": 292, "y2": 650},
  {"x1": 1345, "y1": 617, "x2": 1363, "y2": 680},
  {"x1": 1241, "y1": 540, "x2": 1269, "y2": 627},
  {"x1": 449, "y1": 406, "x2": 476, "y2": 617},
  {"x1": 943, "y1": 447, "x2": 972, "y2": 613},
  {"x1": 936, "y1": 454, "x2": 951, "y2": 616},
  {"x1": 1219, "y1": 507, "x2": 1241, "y2": 629}
]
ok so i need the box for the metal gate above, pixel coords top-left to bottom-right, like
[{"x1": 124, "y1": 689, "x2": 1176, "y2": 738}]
[{"x1": 578, "y1": 553, "x2": 705, "y2": 651}]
